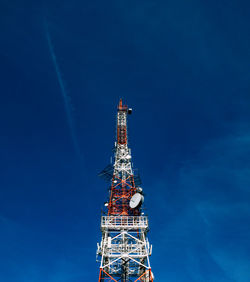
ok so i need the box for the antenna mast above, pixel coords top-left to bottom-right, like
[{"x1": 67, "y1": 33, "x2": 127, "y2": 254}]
[{"x1": 97, "y1": 99, "x2": 154, "y2": 281}]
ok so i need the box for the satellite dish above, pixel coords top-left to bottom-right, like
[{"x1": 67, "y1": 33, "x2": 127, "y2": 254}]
[
  {"x1": 137, "y1": 187, "x2": 143, "y2": 193},
  {"x1": 129, "y1": 193, "x2": 144, "y2": 209}
]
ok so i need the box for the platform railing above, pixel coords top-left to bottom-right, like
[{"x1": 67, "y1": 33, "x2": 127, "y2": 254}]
[{"x1": 101, "y1": 216, "x2": 148, "y2": 230}]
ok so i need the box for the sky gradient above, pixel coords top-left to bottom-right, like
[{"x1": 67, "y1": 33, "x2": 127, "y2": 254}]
[{"x1": 0, "y1": 0, "x2": 250, "y2": 281}]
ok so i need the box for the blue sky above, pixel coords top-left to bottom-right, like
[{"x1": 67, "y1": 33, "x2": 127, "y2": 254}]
[{"x1": 0, "y1": 0, "x2": 250, "y2": 281}]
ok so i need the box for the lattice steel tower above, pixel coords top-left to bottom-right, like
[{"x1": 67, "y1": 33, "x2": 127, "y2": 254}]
[{"x1": 97, "y1": 99, "x2": 154, "y2": 282}]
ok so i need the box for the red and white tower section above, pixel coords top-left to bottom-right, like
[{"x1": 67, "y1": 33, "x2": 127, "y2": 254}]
[{"x1": 97, "y1": 100, "x2": 154, "y2": 281}]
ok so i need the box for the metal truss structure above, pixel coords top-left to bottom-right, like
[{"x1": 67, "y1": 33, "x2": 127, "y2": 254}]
[{"x1": 97, "y1": 100, "x2": 154, "y2": 281}]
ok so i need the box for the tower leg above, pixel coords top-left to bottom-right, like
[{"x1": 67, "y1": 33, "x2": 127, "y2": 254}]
[{"x1": 98, "y1": 269, "x2": 101, "y2": 281}]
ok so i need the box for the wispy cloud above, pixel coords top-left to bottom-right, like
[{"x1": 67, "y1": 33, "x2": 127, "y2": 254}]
[
  {"x1": 43, "y1": 18, "x2": 83, "y2": 162},
  {"x1": 150, "y1": 126, "x2": 250, "y2": 281}
]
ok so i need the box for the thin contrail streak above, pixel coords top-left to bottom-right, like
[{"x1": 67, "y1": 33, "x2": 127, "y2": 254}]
[{"x1": 44, "y1": 20, "x2": 82, "y2": 159}]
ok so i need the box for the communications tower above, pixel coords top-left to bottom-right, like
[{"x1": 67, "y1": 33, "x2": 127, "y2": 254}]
[{"x1": 97, "y1": 99, "x2": 154, "y2": 281}]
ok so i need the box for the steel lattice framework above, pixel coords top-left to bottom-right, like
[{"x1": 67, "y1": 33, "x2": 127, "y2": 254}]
[{"x1": 97, "y1": 100, "x2": 154, "y2": 282}]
